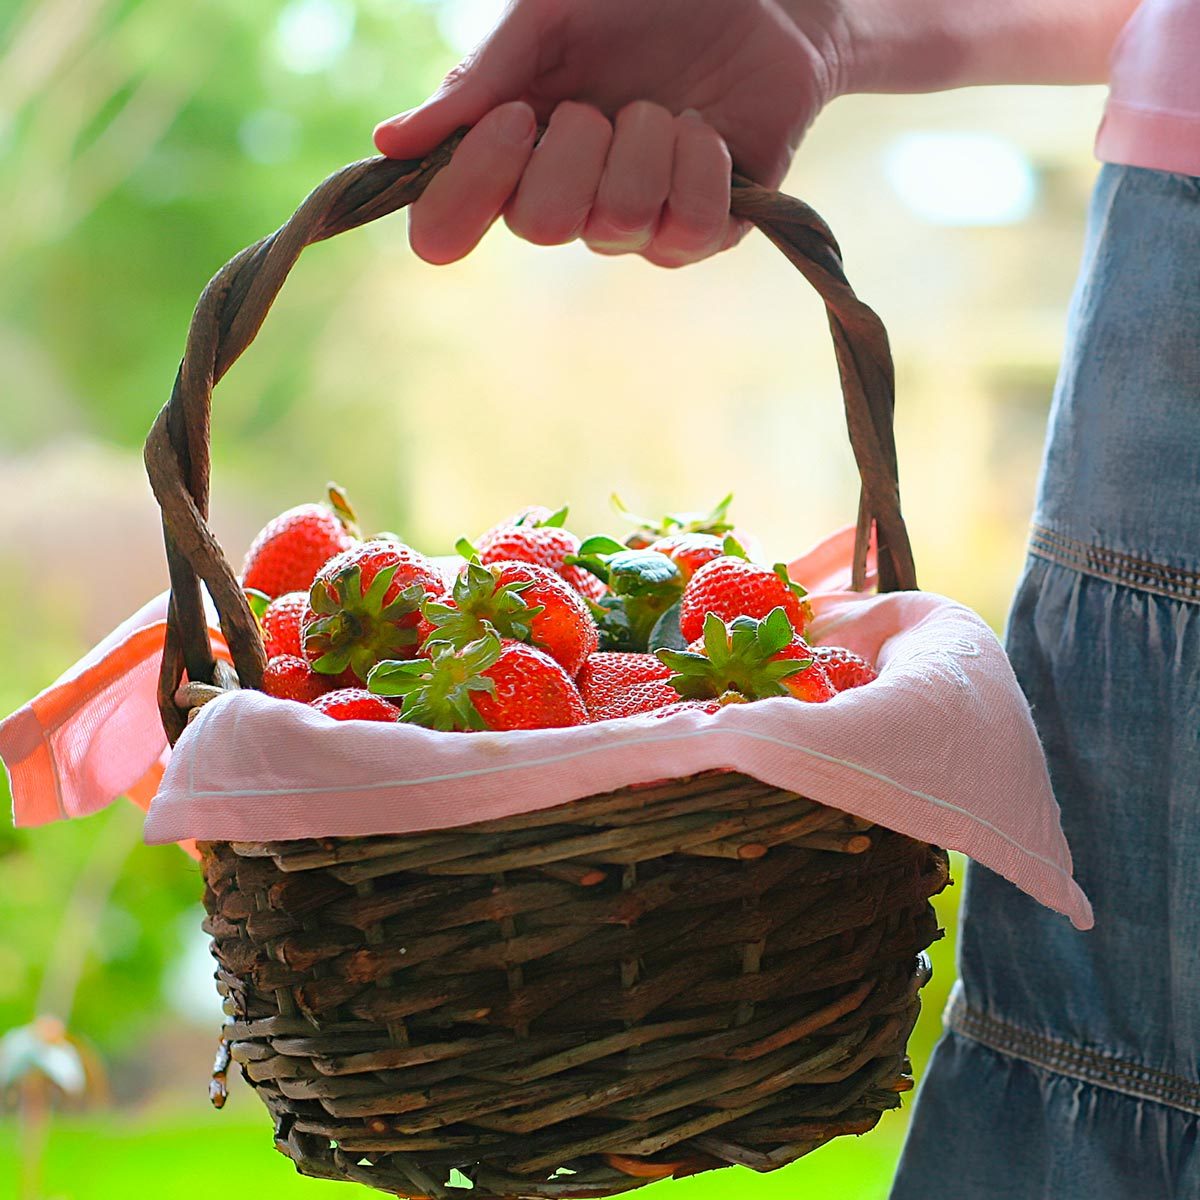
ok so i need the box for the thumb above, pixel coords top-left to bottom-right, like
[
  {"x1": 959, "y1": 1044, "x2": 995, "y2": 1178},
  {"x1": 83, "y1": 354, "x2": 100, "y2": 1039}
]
[{"x1": 374, "y1": 4, "x2": 546, "y2": 159}]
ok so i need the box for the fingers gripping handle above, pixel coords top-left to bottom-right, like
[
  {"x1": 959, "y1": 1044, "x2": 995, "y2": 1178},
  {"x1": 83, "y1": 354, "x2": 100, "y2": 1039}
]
[{"x1": 144, "y1": 129, "x2": 915, "y2": 742}]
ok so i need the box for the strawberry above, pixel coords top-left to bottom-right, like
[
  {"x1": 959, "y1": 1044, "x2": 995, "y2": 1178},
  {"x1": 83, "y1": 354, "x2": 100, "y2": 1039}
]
[
  {"x1": 577, "y1": 652, "x2": 671, "y2": 719},
  {"x1": 473, "y1": 506, "x2": 609, "y2": 603},
  {"x1": 368, "y1": 634, "x2": 587, "y2": 731},
  {"x1": 261, "y1": 655, "x2": 332, "y2": 703},
  {"x1": 560, "y1": 562, "x2": 611, "y2": 603},
  {"x1": 659, "y1": 608, "x2": 836, "y2": 704},
  {"x1": 647, "y1": 533, "x2": 727, "y2": 582},
  {"x1": 420, "y1": 560, "x2": 598, "y2": 676},
  {"x1": 679, "y1": 557, "x2": 812, "y2": 644},
  {"x1": 240, "y1": 484, "x2": 359, "y2": 598},
  {"x1": 260, "y1": 591, "x2": 309, "y2": 658},
  {"x1": 588, "y1": 678, "x2": 686, "y2": 721},
  {"x1": 810, "y1": 645, "x2": 878, "y2": 692},
  {"x1": 303, "y1": 541, "x2": 444, "y2": 682},
  {"x1": 478, "y1": 505, "x2": 556, "y2": 543},
  {"x1": 310, "y1": 688, "x2": 401, "y2": 723}
]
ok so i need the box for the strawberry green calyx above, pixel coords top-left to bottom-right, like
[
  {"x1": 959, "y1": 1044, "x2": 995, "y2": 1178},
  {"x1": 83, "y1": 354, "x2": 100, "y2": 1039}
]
[
  {"x1": 657, "y1": 609, "x2": 812, "y2": 701},
  {"x1": 326, "y1": 482, "x2": 362, "y2": 539},
  {"x1": 566, "y1": 546, "x2": 684, "y2": 652},
  {"x1": 305, "y1": 564, "x2": 424, "y2": 679},
  {"x1": 723, "y1": 534, "x2": 749, "y2": 560},
  {"x1": 244, "y1": 588, "x2": 271, "y2": 624},
  {"x1": 421, "y1": 560, "x2": 544, "y2": 651},
  {"x1": 773, "y1": 562, "x2": 807, "y2": 600},
  {"x1": 614, "y1": 492, "x2": 736, "y2": 548},
  {"x1": 368, "y1": 635, "x2": 502, "y2": 732},
  {"x1": 773, "y1": 562, "x2": 815, "y2": 627},
  {"x1": 531, "y1": 505, "x2": 568, "y2": 529}
]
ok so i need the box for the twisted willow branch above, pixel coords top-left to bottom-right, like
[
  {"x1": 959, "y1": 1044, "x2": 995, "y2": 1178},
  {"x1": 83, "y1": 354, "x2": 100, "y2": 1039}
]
[{"x1": 145, "y1": 130, "x2": 915, "y2": 742}]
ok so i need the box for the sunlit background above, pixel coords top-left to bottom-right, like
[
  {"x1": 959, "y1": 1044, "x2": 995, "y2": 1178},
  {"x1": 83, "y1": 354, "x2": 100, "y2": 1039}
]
[{"x1": 0, "y1": 0, "x2": 1107, "y2": 1196}]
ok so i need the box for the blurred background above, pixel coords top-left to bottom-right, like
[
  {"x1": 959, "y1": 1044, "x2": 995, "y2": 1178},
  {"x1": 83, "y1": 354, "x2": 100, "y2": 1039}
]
[{"x1": 0, "y1": 0, "x2": 1108, "y2": 1196}]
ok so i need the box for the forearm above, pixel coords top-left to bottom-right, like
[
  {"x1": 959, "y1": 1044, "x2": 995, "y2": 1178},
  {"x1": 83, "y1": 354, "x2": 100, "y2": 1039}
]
[{"x1": 794, "y1": 0, "x2": 1141, "y2": 96}]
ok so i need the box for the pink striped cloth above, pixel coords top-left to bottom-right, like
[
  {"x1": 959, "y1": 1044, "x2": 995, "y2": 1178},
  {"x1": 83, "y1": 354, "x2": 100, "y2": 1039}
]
[{"x1": 1, "y1": 526, "x2": 1092, "y2": 929}]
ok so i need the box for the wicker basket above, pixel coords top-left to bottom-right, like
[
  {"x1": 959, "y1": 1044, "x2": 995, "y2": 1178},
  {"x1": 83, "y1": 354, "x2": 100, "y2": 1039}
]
[{"x1": 145, "y1": 130, "x2": 950, "y2": 1198}]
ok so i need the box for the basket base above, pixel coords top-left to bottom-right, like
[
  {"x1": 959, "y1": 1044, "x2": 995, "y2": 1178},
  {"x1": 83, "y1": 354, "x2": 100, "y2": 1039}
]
[{"x1": 201, "y1": 772, "x2": 950, "y2": 1199}]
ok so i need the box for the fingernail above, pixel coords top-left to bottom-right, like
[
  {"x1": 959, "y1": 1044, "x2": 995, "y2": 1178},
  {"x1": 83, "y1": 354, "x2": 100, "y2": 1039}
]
[
  {"x1": 375, "y1": 108, "x2": 415, "y2": 133},
  {"x1": 497, "y1": 103, "x2": 534, "y2": 144},
  {"x1": 680, "y1": 107, "x2": 704, "y2": 121}
]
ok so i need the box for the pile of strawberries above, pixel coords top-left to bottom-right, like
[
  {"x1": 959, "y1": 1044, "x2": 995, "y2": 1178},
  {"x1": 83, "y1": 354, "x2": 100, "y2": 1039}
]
[{"x1": 239, "y1": 489, "x2": 877, "y2": 730}]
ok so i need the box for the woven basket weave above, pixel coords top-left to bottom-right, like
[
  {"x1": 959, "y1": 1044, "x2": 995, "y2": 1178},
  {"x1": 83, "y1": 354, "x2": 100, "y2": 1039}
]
[{"x1": 145, "y1": 130, "x2": 949, "y2": 1198}]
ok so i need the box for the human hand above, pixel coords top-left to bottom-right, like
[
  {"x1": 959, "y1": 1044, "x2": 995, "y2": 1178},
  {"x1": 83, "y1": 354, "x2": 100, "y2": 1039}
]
[{"x1": 374, "y1": 0, "x2": 846, "y2": 267}]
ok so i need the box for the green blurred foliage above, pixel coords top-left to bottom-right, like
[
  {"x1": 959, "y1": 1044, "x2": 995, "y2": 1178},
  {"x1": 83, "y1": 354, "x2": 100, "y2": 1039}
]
[
  {"x1": 1, "y1": 0, "x2": 446, "y2": 506},
  {"x1": 0, "y1": 0, "x2": 460, "y2": 1061}
]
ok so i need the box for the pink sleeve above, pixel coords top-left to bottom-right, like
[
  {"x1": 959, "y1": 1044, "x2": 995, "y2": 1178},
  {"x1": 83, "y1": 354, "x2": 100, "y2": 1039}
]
[{"x1": 1096, "y1": 0, "x2": 1200, "y2": 176}]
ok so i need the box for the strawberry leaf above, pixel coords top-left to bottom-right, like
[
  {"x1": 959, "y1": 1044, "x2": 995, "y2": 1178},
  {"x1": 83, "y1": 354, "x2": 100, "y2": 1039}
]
[
  {"x1": 590, "y1": 596, "x2": 637, "y2": 651},
  {"x1": 773, "y1": 562, "x2": 807, "y2": 599},
  {"x1": 537, "y1": 506, "x2": 570, "y2": 529},
  {"x1": 368, "y1": 659, "x2": 429, "y2": 696},
  {"x1": 362, "y1": 563, "x2": 399, "y2": 612},
  {"x1": 370, "y1": 636, "x2": 502, "y2": 731},
  {"x1": 244, "y1": 589, "x2": 271, "y2": 624},
  {"x1": 576, "y1": 535, "x2": 626, "y2": 556},
  {"x1": 648, "y1": 600, "x2": 687, "y2": 651},
  {"x1": 757, "y1": 607, "x2": 794, "y2": 656},
  {"x1": 606, "y1": 550, "x2": 681, "y2": 596},
  {"x1": 703, "y1": 612, "x2": 729, "y2": 665},
  {"x1": 564, "y1": 553, "x2": 613, "y2": 584},
  {"x1": 309, "y1": 578, "x2": 338, "y2": 616},
  {"x1": 326, "y1": 482, "x2": 361, "y2": 538}
]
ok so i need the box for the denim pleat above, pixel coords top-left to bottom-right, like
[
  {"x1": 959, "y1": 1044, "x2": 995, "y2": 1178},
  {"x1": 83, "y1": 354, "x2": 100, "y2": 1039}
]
[{"x1": 892, "y1": 165, "x2": 1200, "y2": 1199}]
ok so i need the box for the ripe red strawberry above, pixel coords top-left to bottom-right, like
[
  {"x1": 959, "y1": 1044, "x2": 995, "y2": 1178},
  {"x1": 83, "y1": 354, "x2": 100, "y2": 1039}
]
[
  {"x1": 310, "y1": 688, "x2": 401, "y2": 722},
  {"x1": 240, "y1": 485, "x2": 358, "y2": 599},
  {"x1": 420, "y1": 560, "x2": 598, "y2": 675},
  {"x1": 647, "y1": 533, "x2": 727, "y2": 581},
  {"x1": 810, "y1": 645, "x2": 878, "y2": 692},
  {"x1": 474, "y1": 507, "x2": 609, "y2": 602},
  {"x1": 679, "y1": 557, "x2": 812, "y2": 644},
  {"x1": 303, "y1": 541, "x2": 444, "y2": 682},
  {"x1": 659, "y1": 609, "x2": 835, "y2": 704},
  {"x1": 560, "y1": 562, "x2": 610, "y2": 603},
  {"x1": 476, "y1": 516, "x2": 574, "y2": 572},
  {"x1": 260, "y1": 591, "x2": 309, "y2": 658},
  {"x1": 368, "y1": 635, "x2": 587, "y2": 731},
  {"x1": 478, "y1": 505, "x2": 555, "y2": 543},
  {"x1": 577, "y1": 652, "x2": 671, "y2": 719},
  {"x1": 262, "y1": 655, "x2": 332, "y2": 703},
  {"x1": 588, "y1": 678, "x2": 686, "y2": 721}
]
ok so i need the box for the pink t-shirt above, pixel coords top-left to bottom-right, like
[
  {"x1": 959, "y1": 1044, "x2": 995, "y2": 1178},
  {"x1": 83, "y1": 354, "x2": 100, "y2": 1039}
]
[{"x1": 1096, "y1": 0, "x2": 1200, "y2": 176}]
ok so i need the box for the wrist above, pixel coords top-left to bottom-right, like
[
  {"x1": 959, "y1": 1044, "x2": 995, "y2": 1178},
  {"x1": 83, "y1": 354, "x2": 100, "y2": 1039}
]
[
  {"x1": 815, "y1": 0, "x2": 969, "y2": 96},
  {"x1": 791, "y1": 0, "x2": 1140, "y2": 96},
  {"x1": 771, "y1": 0, "x2": 859, "y2": 103}
]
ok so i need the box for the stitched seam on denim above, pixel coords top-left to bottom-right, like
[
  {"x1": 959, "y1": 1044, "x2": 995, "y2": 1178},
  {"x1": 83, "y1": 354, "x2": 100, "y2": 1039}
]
[
  {"x1": 1027, "y1": 547, "x2": 1200, "y2": 605},
  {"x1": 948, "y1": 995, "x2": 1200, "y2": 1115},
  {"x1": 951, "y1": 999, "x2": 1198, "y2": 1097},
  {"x1": 1029, "y1": 525, "x2": 1200, "y2": 604},
  {"x1": 1032, "y1": 525, "x2": 1200, "y2": 588}
]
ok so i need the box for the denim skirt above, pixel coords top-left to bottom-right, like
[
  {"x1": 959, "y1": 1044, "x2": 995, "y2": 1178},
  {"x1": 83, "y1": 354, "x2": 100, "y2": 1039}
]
[{"x1": 891, "y1": 164, "x2": 1200, "y2": 1198}]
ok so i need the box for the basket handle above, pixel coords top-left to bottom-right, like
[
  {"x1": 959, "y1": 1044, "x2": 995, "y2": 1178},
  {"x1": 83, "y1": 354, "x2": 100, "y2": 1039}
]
[{"x1": 144, "y1": 129, "x2": 916, "y2": 742}]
